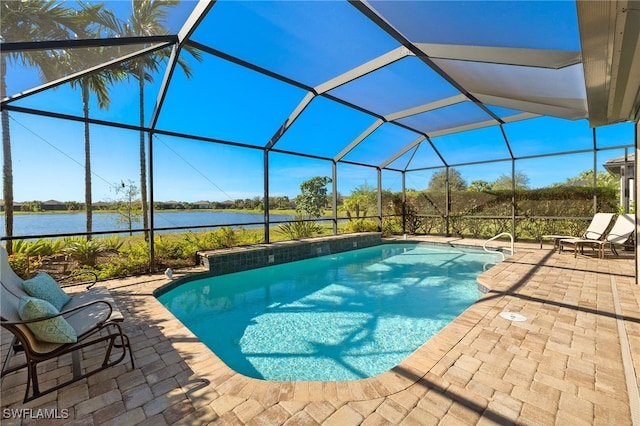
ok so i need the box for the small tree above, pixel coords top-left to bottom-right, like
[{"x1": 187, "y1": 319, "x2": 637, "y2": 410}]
[
  {"x1": 344, "y1": 182, "x2": 376, "y2": 219},
  {"x1": 428, "y1": 169, "x2": 467, "y2": 191},
  {"x1": 21, "y1": 201, "x2": 43, "y2": 212},
  {"x1": 279, "y1": 176, "x2": 331, "y2": 239},
  {"x1": 295, "y1": 176, "x2": 332, "y2": 218},
  {"x1": 112, "y1": 180, "x2": 141, "y2": 236},
  {"x1": 558, "y1": 170, "x2": 619, "y2": 190},
  {"x1": 66, "y1": 201, "x2": 81, "y2": 211},
  {"x1": 469, "y1": 180, "x2": 492, "y2": 192}
]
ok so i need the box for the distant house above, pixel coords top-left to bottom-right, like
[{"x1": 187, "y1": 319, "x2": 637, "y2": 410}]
[
  {"x1": 193, "y1": 200, "x2": 211, "y2": 209},
  {"x1": 0, "y1": 200, "x2": 21, "y2": 212},
  {"x1": 92, "y1": 202, "x2": 110, "y2": 210},
  {"x1": 160, "y1": 201, "x2": 183, "y2": 210},
  {"x1": 603, "y1": 153, "x2": 635, "y2": 211},
  {"x1": 42, "y1": 200, "x2": 66, "y2": 211}
]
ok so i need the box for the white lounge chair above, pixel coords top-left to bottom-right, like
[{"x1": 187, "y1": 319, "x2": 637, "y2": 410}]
[
  {"x1": 539, "y1": 212, "x2": 615, "y2": 250},
  {"x1": 560, "y1": 214, "x2": 635, "y2": 258}
]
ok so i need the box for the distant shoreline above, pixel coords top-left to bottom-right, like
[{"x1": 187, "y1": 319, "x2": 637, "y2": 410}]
[{"x1": 6, "y1": 208, "x2": 298, "y2": 216}]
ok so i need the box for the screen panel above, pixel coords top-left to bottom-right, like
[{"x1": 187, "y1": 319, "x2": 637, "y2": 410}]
[{"x1": 191, "y1": 1, "x2": 399, "y2": 87}]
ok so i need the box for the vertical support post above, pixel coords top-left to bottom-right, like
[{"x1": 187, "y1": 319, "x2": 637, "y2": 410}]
[
  {"x1": 402, "y1": 171, "x2": 407, "y2": 234},
  {"x1": 148, "y1": 131, "x2": 155, "y2": 272},
  {"x1": 593, "y1": 128, "x2": 598, "y2": 214},
  {"x1": 377, "y1": 167, "x2": 383, "y2": 232},
  {"x1": 332, "y1": 161, "x2": 338, "y2": 235},
  {"x1": 635, "y1": 120, "x2": 639, "y2": 285},
  {"x1": 499, "y1": 124, "x2": 516, "y2": 239},
  {"x1": 623, "y1": 147, "x2": 629, "y2": 213},
  {"x1": 511, "y1": 158, "x2": 516, "y2": 238},
  {"x1": 263, "y1": 150, "x2": 270, "y2": 244},
  {"x1": 445, "y1": 166, "x2": 450, "y2": 236}
]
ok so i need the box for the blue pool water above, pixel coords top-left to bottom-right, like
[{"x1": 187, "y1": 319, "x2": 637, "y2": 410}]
[{"x1": 157, "y1": 243, "x2": 501, "y2": 381}]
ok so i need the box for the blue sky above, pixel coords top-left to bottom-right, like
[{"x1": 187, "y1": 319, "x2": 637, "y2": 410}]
[{"x1": 2, "y1": 1, "x2": 636, "y2": 203}]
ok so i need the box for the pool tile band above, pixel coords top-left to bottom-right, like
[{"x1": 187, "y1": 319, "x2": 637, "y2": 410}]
[
  {"x1": 199, "y1": 233, "x2": 382, "y2": 275},
  {"x1": 156, "y1": 234, "x2": 507, "y2": 298},
  {"x1": 157, "y1": 233, "x2": 383, "y2": 296}
]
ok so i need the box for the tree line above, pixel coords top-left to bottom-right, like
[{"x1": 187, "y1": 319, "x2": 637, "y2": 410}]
[
  {"x1": 6, "y1": 197, "x2": 296, "y2": 213},
  {"x1": 426, "y1": 169, "x2": 619, "y2": 192}
]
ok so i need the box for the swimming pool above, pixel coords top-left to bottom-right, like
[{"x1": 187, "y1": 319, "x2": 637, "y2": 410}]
[{"x1": 157, "y1": 243, "x2": 502, "y2": 381}]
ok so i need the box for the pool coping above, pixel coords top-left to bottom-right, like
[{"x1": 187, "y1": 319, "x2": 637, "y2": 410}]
[{"x1": 149, "y1": 238, "x2": 514, "y2": 402}]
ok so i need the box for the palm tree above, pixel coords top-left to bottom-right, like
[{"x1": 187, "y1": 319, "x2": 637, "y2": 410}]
[
  {"x1": 64, "y1": 8, "x2": 128, "y2": 240},
  {"x1": 124, "y1": 0, "x2": 202, "y2": 241},
  {"x1": 1, "y1": 1, "x2": 84, "y2": 254},
  {"x1": 69, "y1": 68, "x2": 126, "y2": 241},
  {"x1": 344, "y1": 182, "x2": 377, "y2": 220},
  {"x1": 82, "y1": 0, "x2": 201, "y2": 242}
]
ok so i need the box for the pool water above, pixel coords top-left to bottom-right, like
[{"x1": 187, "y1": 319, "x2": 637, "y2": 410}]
[{"x1": 157, "y1": 243, "x2": 501, "y2": 381}]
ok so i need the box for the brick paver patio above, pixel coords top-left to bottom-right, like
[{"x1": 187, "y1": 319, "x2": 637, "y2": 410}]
[{"x1": 1, "y1": 237, "x2": 638, "y2": 425}]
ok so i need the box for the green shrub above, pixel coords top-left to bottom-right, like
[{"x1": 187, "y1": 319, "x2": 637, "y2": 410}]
[
  {"x1": 102, "y1": 236, "x2": 124, "y2": 252},
  {"x1": 93, "y1": 261, "x2": 129, "y2": 280},
  {"x1": 89, "y1": 240, "x2": 150, "y2": 279},
  {"x1": 343, "y1": 219, "x2": 378, "y2": 233},
  {"x1": 381, "y1": 216, "x2": 402, "y2": 237},
  {"x1": 154, "y1": 235, "x2": 189, "y2": 260},
  {"x1": 278, "y1": 215, "x2": 322, "y2": 239},
  {"x1": 12, "y1": 239, "x2": 65, "y2": 257},
  {"x1": 126, "y1": 240, "x2": 151, "y2": 264},
  {"x1": 184, "y1": 227, "x2": 249, "y2": 251},
  {"x1": 64, "y1": 239, "x2": 105, "y2": 267},
  {"x1": 212, "y1": 227, "x2": 240, "y2": 248},
  {"x1": 7, "y1": 253, "x2": 43, "y2": 279}
]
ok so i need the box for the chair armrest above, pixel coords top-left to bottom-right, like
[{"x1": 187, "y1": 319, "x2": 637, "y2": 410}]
[
  {"x1": 0, "y1": 299, "x2": 114, "y2": 327},
  {"x1": 59, "y1": 271, "x2": 98, "y2": 290}
]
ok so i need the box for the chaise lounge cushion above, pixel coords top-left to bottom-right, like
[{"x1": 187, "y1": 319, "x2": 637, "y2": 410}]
[
  {"x1": 22, "y1": 272, "x2": 71, "y2": 311},
  {"x1": 18, "y1": 296, "x2": 77, "y2": 344}
]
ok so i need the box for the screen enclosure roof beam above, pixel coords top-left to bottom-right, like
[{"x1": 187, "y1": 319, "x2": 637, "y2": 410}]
[
  {"x1": 1, "y1": 41, "x2": 174, "y2": 105},
  {"x1": 415, "y1": 43, "x2": 581, "y2": 69},
  {"x1": 348, "y1": 0, "x2": 505, "y2": 126},
  {"x1": 265, "y1": 46, "x2": 413, "y2": 150},
  {"x1": 149, "y1": 0, "x2": 216, "y2": 130}
]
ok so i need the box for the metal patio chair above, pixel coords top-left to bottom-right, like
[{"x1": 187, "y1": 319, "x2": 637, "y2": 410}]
[{"x1": 0, "y1": 246, "x2": 135, "y2": 403}]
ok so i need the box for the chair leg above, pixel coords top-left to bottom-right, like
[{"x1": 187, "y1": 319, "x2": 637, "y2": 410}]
[
  {"x1": 103, "y1": 335, "x2": 117, "y2": 368},
  {"x1": 123, "y1": 335, "x2": 135, "y2": 368},
  {"x1": 117, "y1": 331, "x2": 135, "y2": 369},
  {"x1": 1, "y1": 336, "x2": 18, "y2": 382},
  {"x1": 25, "y1": 360, "x2": 39, "y2": 403},
  {"x1": 103, "y1": 325, "x2": 135, "y2": 369}
]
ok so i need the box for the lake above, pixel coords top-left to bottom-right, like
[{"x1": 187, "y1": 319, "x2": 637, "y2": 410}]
[{"x1": 0, "y1": 211, "x2": 295, "y2": 239}]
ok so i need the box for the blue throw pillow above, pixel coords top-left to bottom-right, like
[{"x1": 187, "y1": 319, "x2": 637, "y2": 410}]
[
  {"x1": 22, "y1": 272, "x2": 71, "y2": 311},
  {"x1": 18, "y1": 296, "x2": 77, "y2": 344}
]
